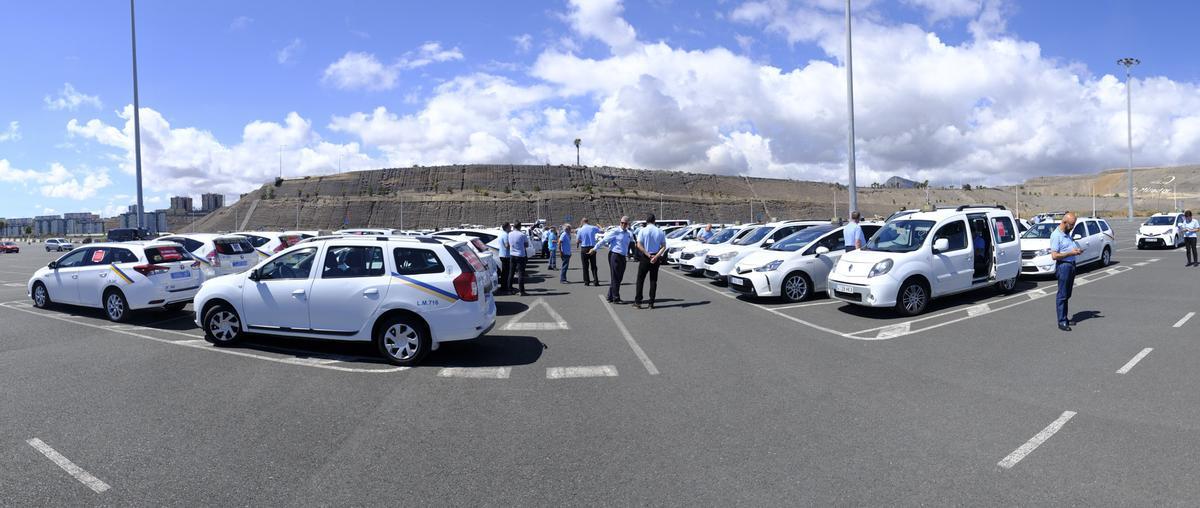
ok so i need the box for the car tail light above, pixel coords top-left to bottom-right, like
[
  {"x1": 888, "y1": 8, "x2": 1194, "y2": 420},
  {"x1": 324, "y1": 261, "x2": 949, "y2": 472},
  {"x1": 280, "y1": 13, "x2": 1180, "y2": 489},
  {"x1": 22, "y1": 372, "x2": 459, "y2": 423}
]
[
  {"x1": 207, "y1": 250, "x2": 220, "y2": 267},
  {"x1": 452, "y1": 271, "x2": 478, "y2": 302},
  {"x1": 274, "y1": 242, "x2": 288, "y2": 253},
  {"x1": 132, "y1": 264, "x2": 170, "y2": 276}
]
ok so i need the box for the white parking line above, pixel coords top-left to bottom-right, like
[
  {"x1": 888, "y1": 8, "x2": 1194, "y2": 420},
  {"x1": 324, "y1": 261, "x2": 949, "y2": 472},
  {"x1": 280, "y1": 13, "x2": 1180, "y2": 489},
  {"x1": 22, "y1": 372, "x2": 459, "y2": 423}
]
[
  {"x1": 662, "y1": 270, "x2": 736, "y2": 299},
  {"x1": 0, "y1": 302, "x2": 408, "y2": 373},
  {"x1": 966, "y1": 303, "x2": 991, "y2": 317},
  {"x1": 598, "y1": 295, "x2": 660, "y2": 375},
  {"x1": 772, "y1": 300, "x2": 841, "y2": 310},
  {"x1": 502, "y1": 297, "x2": 570, "y2": 331},
  {"x1": 438, "y1": 367, "x2": 511, "y2": 379},
  {"x1": 997, "y1": 411, "x2": 1076, "y2": 469},
  {"x1": 1173, "y1": 312, "x2": 1195, "y2": 328},
  {"x1": 1116, "y1": 348, "x2": 1153, "y2": 374},
  {"x1": 26, "y1": 438, "x2": 111, "y2": 493},
  {"x1": 546, "y1": 365, "x2": 618, "y2": 379}
]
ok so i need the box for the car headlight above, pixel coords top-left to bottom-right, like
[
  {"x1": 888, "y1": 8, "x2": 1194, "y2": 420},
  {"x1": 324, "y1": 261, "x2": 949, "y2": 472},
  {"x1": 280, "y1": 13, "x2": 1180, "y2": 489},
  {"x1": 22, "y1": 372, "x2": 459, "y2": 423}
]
[
  {"x1": 718, "y1": 251, "x2": 739, "y2": 261},
  {"x1": 693, "y1": 248, "x2": 709, "y2": 256},
  {"x1": 868, "y1": 259, "x2": 893, "y2": 278},
  {"x1": 1035, "y1": 248, "x2": 1051, "y2": 257},
  {"x1": 755, "y1": 260, "x2": 783, "y2": 272}
]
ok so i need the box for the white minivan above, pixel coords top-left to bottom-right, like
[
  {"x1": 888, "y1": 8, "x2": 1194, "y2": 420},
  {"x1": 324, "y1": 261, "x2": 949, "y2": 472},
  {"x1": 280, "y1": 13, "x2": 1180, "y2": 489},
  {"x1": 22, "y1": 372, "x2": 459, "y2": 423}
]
[{"x1": 827, "y1": 206, "x2": 1021, "y2": 316}]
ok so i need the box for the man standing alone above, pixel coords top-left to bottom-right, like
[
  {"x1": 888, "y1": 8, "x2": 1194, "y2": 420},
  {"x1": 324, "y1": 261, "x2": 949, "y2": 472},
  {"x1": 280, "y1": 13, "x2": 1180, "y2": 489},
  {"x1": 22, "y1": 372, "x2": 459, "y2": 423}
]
[
  {"x1": 843, "y1": 211, "x2": 865, "y2": 251},
  {"x1": 545, "y1": 226, "x2": 558, "y2": 270},
  {"x1": 508, "y1": 222, "x2": 532, "y2": 296},
  {"x1": 577, "y1": 218, "x2": 601, "y2": 286},
  {"x1": 1050, "y1": 212, "x2": 1083, "y2": 331},
  {"x1": 498, "y1": 222, "x2": 512, "y2": 294},
  {"x1": 634, "y1": 214, "x2": 667, "y2": 309},
  {"x1": 590, "y1": 216, "x2": 632, "y2": 303},
  {"x1": 1182, "y1": 210, "x2": 1199, "y2": 266}
]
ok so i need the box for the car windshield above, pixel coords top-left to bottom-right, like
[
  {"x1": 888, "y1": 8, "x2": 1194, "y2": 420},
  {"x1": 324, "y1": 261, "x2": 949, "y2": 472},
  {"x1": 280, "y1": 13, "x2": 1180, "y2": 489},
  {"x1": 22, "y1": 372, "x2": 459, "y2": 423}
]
[
  {"x1": 733, "y1": 227, "x2": 771, "y2": 246},
  {"x1": 1146, "y1": 216, "x2": 1175, "y2": 226},
  {"x1": 770, "y1": 226, "x2": 834, "y2": 252},
  {"x1": 866, "y1": 220, "x2": 934, "y2": 253},
  {"x1": 1022, "y1": 223, "x2": 1058, "y2": 239},
  {"x1": 667, "y1": 227, "x2": 691, "y2": 239},
  {"x1": 707, "y1": 228, "x2": 739, "y2": 244}
]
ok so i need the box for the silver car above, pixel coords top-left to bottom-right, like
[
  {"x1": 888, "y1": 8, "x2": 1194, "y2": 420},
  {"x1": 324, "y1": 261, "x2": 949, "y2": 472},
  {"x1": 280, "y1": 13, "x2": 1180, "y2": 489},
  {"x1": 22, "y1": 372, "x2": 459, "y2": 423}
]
[{"x1": 44, "y1": 238, "x2": 74, "y2": 252}]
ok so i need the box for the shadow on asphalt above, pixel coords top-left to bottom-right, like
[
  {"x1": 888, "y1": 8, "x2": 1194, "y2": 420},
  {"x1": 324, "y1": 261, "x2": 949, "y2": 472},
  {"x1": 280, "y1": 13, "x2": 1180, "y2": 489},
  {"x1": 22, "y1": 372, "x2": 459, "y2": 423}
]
[
  {"x1": 422, "y1": 335, "x2": 544, "y2": 368},
  {"x1": 495, "y1": 300, "x2": 529, "y2": 316}
]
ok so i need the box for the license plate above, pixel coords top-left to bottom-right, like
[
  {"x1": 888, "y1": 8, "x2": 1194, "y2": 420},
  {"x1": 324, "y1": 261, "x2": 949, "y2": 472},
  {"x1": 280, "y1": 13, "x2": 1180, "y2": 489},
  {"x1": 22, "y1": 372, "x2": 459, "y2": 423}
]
[
  {"x1": 232, "y1": 260, "x2": 248, "y2": 267},
  {"x1": 835, "y1": 284, "x2": 854, "y2": 293},
  {"x1": 729, "y1": 276, "x2": 744, "y2": 285},
  {"x1": 171, "y1": 271, "x2": 191, "y2": 279}
]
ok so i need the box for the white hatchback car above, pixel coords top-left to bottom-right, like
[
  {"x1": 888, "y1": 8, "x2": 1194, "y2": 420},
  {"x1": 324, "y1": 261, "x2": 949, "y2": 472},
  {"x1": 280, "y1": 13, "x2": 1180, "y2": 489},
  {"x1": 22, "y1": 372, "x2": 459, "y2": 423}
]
[
  {"x1": 158, "y1": 233, "x2": 258, "y2": 279},
  {"x1": 828, "y1": 206, "x2": 1021, "y2": 316},
  {"x1": 1135, "y1": 213, "x2": 1184, "y2": 249},
  {"x1": 193, "y1": 236, "x2": 496, "y2": 366},
  {"x1": 28, "y1": 241, "x2": 203, "y2": 322},
  {"x1": 1020, "y1": 217, "x2": 1114, "y2": 275},
  {"x1": 678, "y1": 226, "x2": 752, "y2": 274},
  {"x1": 702, "y1": 221, "x2": 826, "y2": 283},
  {"x1": 730, "y1": 222, "x2": 883, "y2": 302}
]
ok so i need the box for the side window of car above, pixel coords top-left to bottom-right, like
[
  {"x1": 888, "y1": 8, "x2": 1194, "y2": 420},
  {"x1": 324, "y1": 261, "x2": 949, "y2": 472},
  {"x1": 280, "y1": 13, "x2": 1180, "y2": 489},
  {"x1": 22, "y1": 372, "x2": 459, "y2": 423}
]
[
  {"x1": 933, "y1": 220, "x2": 969, "y2": 252},
  {"x1": 322, "y1": 246, "x2": 386, "y2": 279},
  {"x1": 83, "y1": 248, "x2": 110, "y2": 266},
  {"x1": 1071, "y1": 223, "x2": 1086, "y2": 238},
  {"x1": 1099, "y1": 220, "x2": 1111, "y2": 232},
  {"x1": 259, "y1": 247, "x2": 318, "y2": 280},
  {"x1": 393, "y1": 247, "x2": 445, "y2": 276},
  {"x1": 55, "y1": 249, "x2": 88, "y2": 268},
  {"x1": 1085, "y1": 221, "x2": 1100, "y2": 237},
  {"x1": 993, "y1": 217, "x2": 1017, "y2": 244},
  {"x1": 111, "y1": 249, "x2": 139, "y2": 264},
  {"x1": 772, "y1": 226, "x2": 800, "y2": 241}
]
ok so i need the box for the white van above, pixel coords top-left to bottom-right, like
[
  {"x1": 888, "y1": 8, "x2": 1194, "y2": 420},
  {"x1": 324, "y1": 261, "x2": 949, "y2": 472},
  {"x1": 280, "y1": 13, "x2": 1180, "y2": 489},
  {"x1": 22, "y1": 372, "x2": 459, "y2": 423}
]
[{"x1": 827, "y1": 205, "x2": 1021, "y2": 316}]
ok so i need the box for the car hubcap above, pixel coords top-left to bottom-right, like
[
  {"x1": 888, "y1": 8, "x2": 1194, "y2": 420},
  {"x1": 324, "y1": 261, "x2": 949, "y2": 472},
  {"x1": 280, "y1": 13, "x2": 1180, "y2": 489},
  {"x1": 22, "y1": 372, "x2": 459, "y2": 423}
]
[
  {"x1": 785, "y1": 276, "x2": 807, "y2": 300},
  {"x1": 106, "y1": 295, "x2": 123, "y2": 319},
  {"x1": 1001, "y1": 278, "x2": 1015, "y2": 290},
  {"x1": 1103, "y1": 251, "x2": 1110, "y2": 265},
  {"x1": 384, "y1": 324, "x2": 420, "y2": 360},
  {"x1": 209, "y1": 310, "x2": 239, "y2": 341},
  {"x1": 34, "y1": 287, "x2": 45, "y2": 306},
  {"x1": 903, "y1": 286, "x2": 924, "y2": 312}
]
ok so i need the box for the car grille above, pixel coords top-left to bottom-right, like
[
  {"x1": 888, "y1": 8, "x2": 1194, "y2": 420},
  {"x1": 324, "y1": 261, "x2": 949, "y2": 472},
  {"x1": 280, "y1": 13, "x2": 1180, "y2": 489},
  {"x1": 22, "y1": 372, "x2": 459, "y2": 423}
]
[
  {"x1": 680, "y1": 252, "x2": 695, "y2": 260},
  {"x1": 1022, "y1": 266, "x2": 1039, "y2": 273},
  {"x1": 834, "y1": 290, "x2": 862, "y2": 302},
  {"x1": 668, "y1": 247, "x2": 681, "y2": 253},
  {"x1": 704, "y1": 256, "x2": 719, "y2": 265},
  {"x1": 1021, "y1": 251, "x2": 1036, "y2": 260}
]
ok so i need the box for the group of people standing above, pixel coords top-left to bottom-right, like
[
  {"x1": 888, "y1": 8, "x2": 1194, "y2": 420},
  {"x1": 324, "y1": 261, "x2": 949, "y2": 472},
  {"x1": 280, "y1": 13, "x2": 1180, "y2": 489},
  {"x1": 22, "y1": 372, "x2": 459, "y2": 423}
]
[{"x1": 496, "y1": 214, "x2": 670, "y2": 310}]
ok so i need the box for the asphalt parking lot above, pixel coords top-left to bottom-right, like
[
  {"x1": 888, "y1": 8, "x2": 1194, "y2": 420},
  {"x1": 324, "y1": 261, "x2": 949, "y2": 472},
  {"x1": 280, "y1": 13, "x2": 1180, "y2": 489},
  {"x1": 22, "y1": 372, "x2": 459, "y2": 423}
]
[{"x1": 4, "y1": 220, "x2": 1200, "y2": 504}]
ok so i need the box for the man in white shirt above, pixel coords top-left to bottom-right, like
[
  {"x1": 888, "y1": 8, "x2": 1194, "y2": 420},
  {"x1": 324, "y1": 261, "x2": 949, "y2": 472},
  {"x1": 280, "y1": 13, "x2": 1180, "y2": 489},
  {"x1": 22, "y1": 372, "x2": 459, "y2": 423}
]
[{"x1": 1183, "y1": 210, "x2": 1199, "y2": 267}]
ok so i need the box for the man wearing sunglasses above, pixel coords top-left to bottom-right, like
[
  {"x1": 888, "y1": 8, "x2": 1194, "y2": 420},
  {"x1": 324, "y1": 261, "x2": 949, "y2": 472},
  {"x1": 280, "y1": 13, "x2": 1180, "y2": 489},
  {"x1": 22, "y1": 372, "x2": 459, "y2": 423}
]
[{"x1": 589, "y1": 216, "x2": 633, "y2": 303}]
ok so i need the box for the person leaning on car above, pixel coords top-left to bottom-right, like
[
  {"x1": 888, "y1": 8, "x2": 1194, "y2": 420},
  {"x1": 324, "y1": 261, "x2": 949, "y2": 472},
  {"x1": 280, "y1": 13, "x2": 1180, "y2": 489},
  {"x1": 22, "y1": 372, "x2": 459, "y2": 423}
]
[{"x1": 1050, "y1": 212, "x2": 1083, "y2": 332}]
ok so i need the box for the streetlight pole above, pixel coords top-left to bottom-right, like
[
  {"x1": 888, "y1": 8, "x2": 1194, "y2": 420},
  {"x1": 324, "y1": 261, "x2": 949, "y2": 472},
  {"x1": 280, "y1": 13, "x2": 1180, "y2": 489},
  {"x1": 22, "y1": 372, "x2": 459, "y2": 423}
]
[
  {"x1": 130, "y1": 0, "x2": 145, "y2": 231},
  {"x1": 845, "y1": 0, "x2": 858, "y2": 216},
  {"x1": 1118, "y1": 57, "x2": 1139, "y2": 221},
  {"x1": 278, "y1": 145, "x2": 284, "y2": 179}
]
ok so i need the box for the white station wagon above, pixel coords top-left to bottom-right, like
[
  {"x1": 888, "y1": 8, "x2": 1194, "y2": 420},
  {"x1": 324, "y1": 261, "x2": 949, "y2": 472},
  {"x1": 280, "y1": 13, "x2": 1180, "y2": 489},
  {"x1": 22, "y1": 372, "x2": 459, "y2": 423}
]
[
  {"x1": 193, "y1": 236, "x2": 496, "y2": 366},
  {"x1": 828, "y1": 205, "x2": 1021, "y2": 316}
]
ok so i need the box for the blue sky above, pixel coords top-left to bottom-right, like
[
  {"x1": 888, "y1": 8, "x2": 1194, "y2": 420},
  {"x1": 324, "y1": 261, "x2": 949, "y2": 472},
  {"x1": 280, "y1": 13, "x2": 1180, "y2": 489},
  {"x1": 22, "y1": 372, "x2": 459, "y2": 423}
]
[{"x1": 2, "y1": 0, "x2": 1199, "y2": 218}]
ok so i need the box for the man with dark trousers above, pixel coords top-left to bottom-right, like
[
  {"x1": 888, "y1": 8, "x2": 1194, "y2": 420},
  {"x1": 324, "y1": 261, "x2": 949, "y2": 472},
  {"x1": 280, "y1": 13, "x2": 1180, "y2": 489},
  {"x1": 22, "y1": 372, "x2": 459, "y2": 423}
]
[
  {"x1": 1182, "y1": 210, "x2": 1199, "y2": 266},
  {"x1": 634, "y1": 214, "x2": 667, "y2": 309},
  {"x1": 508, "y1": 222, "x2": 532, "y2": 296},
  {"x1": 1049, "y1": 212, "x2": 1083, "y2": 331},
  {"x1": 589, "y1": 216, "x2": 632, "y2": 303},
  {"x1": 577, "y1": 218, "x2": 601, "y2": 286},
  {"x1": 498, "y1": 222, "x2": 512, "y2": 294}
]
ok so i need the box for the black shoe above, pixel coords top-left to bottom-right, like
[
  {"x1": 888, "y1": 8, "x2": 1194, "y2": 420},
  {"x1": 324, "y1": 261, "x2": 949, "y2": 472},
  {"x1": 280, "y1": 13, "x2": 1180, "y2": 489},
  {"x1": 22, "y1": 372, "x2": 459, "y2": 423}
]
[
  {"x1": 1058, "y1": 323, "x2": 1071, "y2": 331},
  {"x1": 613, "y1": 299, "x2": 624, "y2": 304},
  {"x1": 648, "y1": 303, "x2": 655, "y2": 309},
  {"x1": 635, "y1": 302, "x2": 644, "y2": 309}
]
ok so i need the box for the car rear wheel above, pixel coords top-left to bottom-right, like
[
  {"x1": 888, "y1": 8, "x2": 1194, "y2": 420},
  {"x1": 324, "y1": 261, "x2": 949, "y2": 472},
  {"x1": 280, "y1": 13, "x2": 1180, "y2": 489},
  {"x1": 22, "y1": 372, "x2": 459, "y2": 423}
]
[
  {"x1": 31, "y1": 283, "x2": 51, "y2": 309},
  {"x1": 376, "y1": 316, "x2": 430, "y2": 367},
  {"x1": 896, "y1": 279, "x2": 929, "y2": 316},
  {"x1": 1100, "y1": 246, "x2": 1112, "y2": 267},
  {"x1": 781, "y1": 272, "x2": 812, "y2": 303},
  {"x1": 103, "y1": 290, "x2": 130, "y2": 323},
  {"x1": 203, "y1": 304, "x2": 243, "y2": 345}
]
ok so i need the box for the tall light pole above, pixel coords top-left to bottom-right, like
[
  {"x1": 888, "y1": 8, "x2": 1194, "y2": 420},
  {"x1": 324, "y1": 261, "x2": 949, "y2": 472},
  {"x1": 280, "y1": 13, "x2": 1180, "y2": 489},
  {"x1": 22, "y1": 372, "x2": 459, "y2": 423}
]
[
  {"x1": 278, "y1": 145, "x2": 285, "y2": 179},
  {"x1": 574, "y1": 138, "x2": 581, "y2": 167},
  {"x1": 1118, "y1": 57, "x2": 1139, "y2": 221},
  {"x1": 845, "y1": 0, "x2": 858, "y2": 216},
  {"x1": 130, "y1": 0, "x2": 145, "y2": 230}
]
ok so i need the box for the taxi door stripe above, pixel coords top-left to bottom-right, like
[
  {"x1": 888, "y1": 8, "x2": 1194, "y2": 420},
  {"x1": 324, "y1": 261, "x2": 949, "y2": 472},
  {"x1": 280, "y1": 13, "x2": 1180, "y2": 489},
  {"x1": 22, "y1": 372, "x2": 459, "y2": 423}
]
[
  {"x1": 391, "y1": 272, "x2": 459, "y2": 301},
  {"x1": 109, "y1": 265, "x2": 134, "y2": 284}
]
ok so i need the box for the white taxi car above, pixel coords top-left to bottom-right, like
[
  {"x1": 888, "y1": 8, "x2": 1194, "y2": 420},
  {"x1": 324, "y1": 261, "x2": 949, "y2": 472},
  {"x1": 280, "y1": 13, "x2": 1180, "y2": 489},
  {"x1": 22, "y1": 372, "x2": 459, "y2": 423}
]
[
  {"x1": 1135, "y1": 212, "x2": 1184, "y2": 249},
  {"x1": 193, "y1": 236, "x2": 496, "y2": 366},
  {"x1": 158, "y1": 233, "x2": 258, "y2": 279},
  {"x1": 730, "y1": 222, "x2": 883, "y2": 302},
  {"x1": 678, "y1": 226, "x2": 751, "y2": 274},
  {"x1": 234, "y1": 231, "x2": 304, "y2": 259},
  {"x1": 702, "y1": 221, "x2": 825, "y2": 283},
  {"x1": 828, "y1": 205, "x2": 1021, "y2": 316},
  {"x1": 28, "y1": 241, "x2": 203, "y2": 322},
  {"x1": 1020, "y1": 217, "x2": 1114, "y2": 275}
]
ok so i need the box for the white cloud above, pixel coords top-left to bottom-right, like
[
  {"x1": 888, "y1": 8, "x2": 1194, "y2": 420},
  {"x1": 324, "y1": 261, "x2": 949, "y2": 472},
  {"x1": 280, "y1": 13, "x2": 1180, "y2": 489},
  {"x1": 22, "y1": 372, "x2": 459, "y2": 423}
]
[
  {"x1": 0, "y1": 121, "x2": 19, "y2": 142},
  {"x1": 321, "y1": 42, "x2": 464, "y2": 91},
  {"x1": 230, "y1": 15, "x2": 253, "y2": 31},
  {"x1": 0, "y1": 160, "x2": 112, "y2": 200},
  {"x1": 44, "y1": 83, "x2": 102, "y2": 111},
  {"x1": 277, "y1": 38, "x2": 304, "y2": 64},
  {"x1": 902, "y1": 0, "x2": 982, "y2": 22},
  {"x1": 566, "y1": 0, "x2": 639, "y2": 54},
  {"x1": 514, "y1": 33, "x2": 533, "y2": 53}
]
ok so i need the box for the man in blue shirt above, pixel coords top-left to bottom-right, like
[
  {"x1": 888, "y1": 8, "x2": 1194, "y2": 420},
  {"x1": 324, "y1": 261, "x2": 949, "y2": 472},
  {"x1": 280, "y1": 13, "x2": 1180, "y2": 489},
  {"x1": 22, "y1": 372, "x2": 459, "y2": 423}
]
[
  {"x1": 698, "y1": 224, "x2": 715, "y2": 242},
  {"x1": 577, "y1": 218, "x2": 601, "y2": 286},
  {"x1": 589, "y1": 216, "x2": 632, "y2": 303},
  {"x1": 558, "y1": 224, "x2": 573, "y2": 283},
  {"x1": 498, "y1": 223, "x2": 512, "y2": 294},
  {"x1": 1182, "y1": 210, "x2": 1199, "y2": 266},
  {"x1": 634, "y1": 214, "x2": 668, "y2": 309},
  {"x1": 545, "y1": 226, "x2": 558, "y2": 270},
  {"x1": 843, "y1": 211, "x2": 865, "y2": 251},
  {"x1": 1049, "y1": 212, "x2": 1083, "y2": 331},
  {"x1": 508, "y1": 222, "x2": 532, "y2": 296}
]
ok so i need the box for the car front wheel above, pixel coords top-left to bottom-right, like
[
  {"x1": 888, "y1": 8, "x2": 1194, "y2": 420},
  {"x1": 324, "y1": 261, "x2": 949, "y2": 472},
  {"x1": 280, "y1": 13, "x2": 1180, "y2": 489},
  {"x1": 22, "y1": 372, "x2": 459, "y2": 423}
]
[
  {"x1": 995, "y1": 277, "x2": 1017, "y2": 294},
  {"x1": 31, "y1": 283, "x2": 51, "y2": 309},
  {"x1": 896, "y1": 279, "x2": 929, "y2": 316},
  {"x1": 203, "y1": 304, "x2": 243, "y2": 345},
  {"x1": 781, "y1": 272, "x2": 812, "y2": 303},
  {"x1": 376, "y1": 316, "x2": 430, "y2": 367}
]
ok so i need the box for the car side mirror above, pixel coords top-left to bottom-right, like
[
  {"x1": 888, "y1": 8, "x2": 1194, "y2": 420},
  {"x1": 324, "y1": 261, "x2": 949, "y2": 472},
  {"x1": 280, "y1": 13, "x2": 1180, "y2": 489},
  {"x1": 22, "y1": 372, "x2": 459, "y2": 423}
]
[
  {"x1": 247, "y1": 269, "x2": 260, "y2": 281},
  {"x1": 1072, "y1": 233, "x2": 1083, "y2": 240},
  {"x1": 763, "y1": 239, "x2": 775, "y2": 246},
  {"x1": 933, "y1": 238, "x2": 950, "y2": 253},
  {"x1": 47, "y1": 261, "x2": 57, "y2": 269},
  {"x1": 815, "y1": 246, "x2": 830, "y2": 255}
]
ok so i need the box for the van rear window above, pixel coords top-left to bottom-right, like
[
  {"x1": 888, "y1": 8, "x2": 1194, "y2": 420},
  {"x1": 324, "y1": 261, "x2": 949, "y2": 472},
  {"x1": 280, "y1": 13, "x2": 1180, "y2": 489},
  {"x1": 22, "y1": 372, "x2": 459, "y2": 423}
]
[
  {"x1": 215, "y1": 239, "x2": 254, "y2": 255},
  {"x1": 145, "y1": 246, "x2": 185, "y2": 263}
]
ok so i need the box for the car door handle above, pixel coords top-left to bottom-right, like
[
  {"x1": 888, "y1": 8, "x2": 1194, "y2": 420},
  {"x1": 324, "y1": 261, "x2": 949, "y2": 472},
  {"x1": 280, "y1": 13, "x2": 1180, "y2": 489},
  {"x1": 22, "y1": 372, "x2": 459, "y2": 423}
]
[
  {"x1": 363, "y1": 288, "x2": 379, "y2": 296},
  {"x1": 71, "y1": 275, "x2": 78, "y2": 279},
  {"x1": 291, "y1": 289, "x2": 306, "y2": 298},
  {"x1": 99, "y1": 272, "x2": 107, "y2": 277}
]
